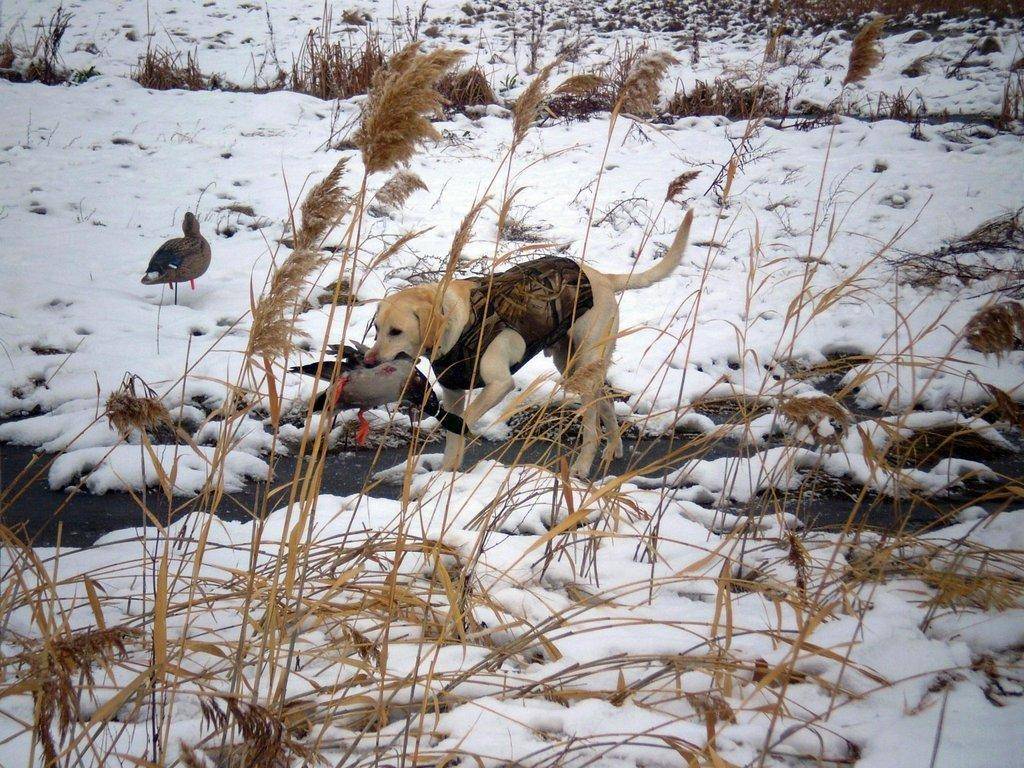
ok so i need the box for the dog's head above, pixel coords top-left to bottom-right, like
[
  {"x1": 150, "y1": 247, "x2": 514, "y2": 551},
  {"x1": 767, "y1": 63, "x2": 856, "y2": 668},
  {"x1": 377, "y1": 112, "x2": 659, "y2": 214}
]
[{"x1": 364, "y1": 285, "x2": 450, "y2": 366}]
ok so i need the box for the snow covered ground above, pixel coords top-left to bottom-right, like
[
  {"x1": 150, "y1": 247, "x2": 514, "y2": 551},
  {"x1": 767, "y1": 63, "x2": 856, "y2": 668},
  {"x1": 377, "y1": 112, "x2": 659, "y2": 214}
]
[
  {"x1": 1, "y1": 1, "x2": 1023, "y2": 766},
  {"x1": 2, "y1": 472, "x2": 1023, "y2": 767}
]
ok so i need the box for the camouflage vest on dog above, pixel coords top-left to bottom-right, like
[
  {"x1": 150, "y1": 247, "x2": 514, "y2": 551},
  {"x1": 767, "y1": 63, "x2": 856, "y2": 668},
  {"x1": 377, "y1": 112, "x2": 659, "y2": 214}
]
[{"x1": 432, "y1": 256, "x2": 594, "y2": 390}]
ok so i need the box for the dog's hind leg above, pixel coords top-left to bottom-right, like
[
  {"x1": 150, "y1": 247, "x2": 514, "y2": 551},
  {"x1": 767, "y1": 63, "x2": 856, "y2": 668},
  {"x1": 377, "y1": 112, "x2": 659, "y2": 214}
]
[
  {"x1": 553, "y1": 339, "x2": 619, "y2": 473},
  {"x1": 572, "y1": 398, "x2": 602, "y2": 479},
  {"x1": 599, "y1": 394, "x2": 624, "y2": 464}
]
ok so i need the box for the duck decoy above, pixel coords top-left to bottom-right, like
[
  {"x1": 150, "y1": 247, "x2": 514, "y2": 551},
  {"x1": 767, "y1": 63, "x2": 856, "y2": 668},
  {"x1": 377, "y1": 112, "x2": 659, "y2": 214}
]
[
  {"x1": 290, "y1": 342, "x2": 466, "y2": 446},
  {"x1": 141, "y1": 211, "x2": 211, "y2": 304}
]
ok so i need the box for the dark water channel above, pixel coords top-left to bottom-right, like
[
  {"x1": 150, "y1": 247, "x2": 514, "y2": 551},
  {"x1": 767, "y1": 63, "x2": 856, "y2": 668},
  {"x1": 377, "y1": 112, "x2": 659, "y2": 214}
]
[{"x1": 4, "y1": 426, "x2": 1019, "y2": 548}]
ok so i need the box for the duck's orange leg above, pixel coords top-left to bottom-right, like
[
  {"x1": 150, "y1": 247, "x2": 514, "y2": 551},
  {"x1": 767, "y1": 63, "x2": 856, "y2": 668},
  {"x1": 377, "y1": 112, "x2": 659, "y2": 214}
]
[{"x1": 356, "y1": 411, "x2": 370, "y2": 446}]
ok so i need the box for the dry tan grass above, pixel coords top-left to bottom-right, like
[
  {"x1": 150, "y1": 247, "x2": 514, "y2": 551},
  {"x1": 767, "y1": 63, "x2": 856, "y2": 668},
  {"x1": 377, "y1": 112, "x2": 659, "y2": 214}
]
[
  {"x1": 963, "y1": 300, "x2": 1024, "y2": 355},
  {"x1": 375, "y1": 169, "x2": 428, "y2": 210},
  {"x1": 22, "y1": 627, "x2": 138, "y2": 767},
  {"x1": 295, "y1": 158, "x2": 351, "y2": 251},
  {"x1": 448, "y1": 194, "x2": 491, "y2": 266},
  {"x1": 199, "y1": 698, "x2": 317, "y2": 768},
  {"x1": 998, "y1": 69, "x2": 1024, "y2": 129},
  {"x1": 885, "y1": 423, "x2": 1010, "y2": 468},
  {"x1": 545, "y1": 85, "x2": 611, "y2": 122},
  {"x1": 546, "y1": 48, "x2": 680, "y2": 122},
  {"x1": 355, "y1": 43, "x2": 464, "y2": 175},
  {"x1": 0, "y1": 40, "x2": 14, "y2": 72},
  {"x1": 5, "y1": 31, "x2": 1024, "y2": 768},
  {"x1": 843, "y1": 15, "x2": 889, "y2": 86},
  {"x1": 665, "y1": 169, "x2": 701, "y2": 202},
  {"x1": 512, "y1": 59, "x2": 559, "y2": 146},
  {"x1": 778, "y1": 394, "x2": 850, "y2": 445},
  {"x1": 894, "y1": 208, "x2": 1024, "y2": 294},
  {"x1": 784, "y1": 0, "x2": 1016, "y2": 26},
  {"x1": 552, "y1": 73, "x2": 605, "y2": 97},
  {"x1": 0, "y1": 6, "x2": 71, "y2": 85},
  {"x1": 437, "y1": 65, "x2": 497, "y2": 111},
  {"x1": 665, "y1": 79, "x2": 782, "y2": 119},
  {"x1": 290, "y1": 31, "x2": 386, "y2": 100},
  {"x1": 104, "y1": 374, "x2": 172, "y2": 437},
  {"x1": 983, "y1": 384, "x2": 1024, "y2": 431},
  {"x1": 614, "y1": 51, "x2": 677, "y2": 116},
  {"x1": 132, "y1": 47, "x2": 218, "y2": 91},
  {"x1": 249, "y1": 158, "x2": 350, "y2": 359}
]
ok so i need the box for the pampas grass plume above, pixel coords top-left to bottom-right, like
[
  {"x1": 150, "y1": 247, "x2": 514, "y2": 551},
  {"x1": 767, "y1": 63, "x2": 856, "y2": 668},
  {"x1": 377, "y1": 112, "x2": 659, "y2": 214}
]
[
  {"x1": 843, "y1": 15, "x2": 889, "y2": 86},
  {"x1": 615, "y1": 51, "x2": 677, "y2": 116},
  {"x1": 375, "y1": 169, "x2": 428, "y2": 209},
  {"x1": 355, "y1": 43, "x2": 464, "y2": 175},
  {"x1": 512, "y1": 60, "x2": 559, "y2": 146},
  {"x1": 105, "y1": 374, "x2": 171, "y2": 438},
  {"x1": 553, "y1": 73, "x2": 605, "y2": 96},
  {"x1": 665, "y1": 169, "x2": 700, "y2": 202}
]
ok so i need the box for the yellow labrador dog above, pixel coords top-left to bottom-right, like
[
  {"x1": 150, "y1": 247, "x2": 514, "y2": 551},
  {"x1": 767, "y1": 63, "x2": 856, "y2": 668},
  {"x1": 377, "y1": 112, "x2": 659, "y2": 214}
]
[{"x1": 364, "y1": 210, "x2": 693, "y2": 478}]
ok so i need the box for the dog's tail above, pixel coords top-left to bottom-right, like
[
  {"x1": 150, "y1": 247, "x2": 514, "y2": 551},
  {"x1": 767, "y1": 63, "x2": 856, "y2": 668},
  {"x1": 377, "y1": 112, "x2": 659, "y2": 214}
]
[{"x1": 605, "y1": 209, "x2": 693, "y2": 292}]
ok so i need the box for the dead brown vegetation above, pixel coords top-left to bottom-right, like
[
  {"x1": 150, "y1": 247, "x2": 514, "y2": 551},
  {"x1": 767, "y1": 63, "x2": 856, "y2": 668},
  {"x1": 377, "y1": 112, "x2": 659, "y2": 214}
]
[
  {"x1": 105, "y1": 374, "x2": 172, "y2": 438},
  {"x1": 545, "y1": 46, "x2": 677, "y2": 122},
  {"x1": 512, "y1": 60, "x2": 559, "y2": 145},
  {"x1": 437, "y1": 65, "x2": 497, "y2": 112},
  {"x1": 0, "y1": 6, "x2": 71, "y2": 85},
  {"x1": 998, "y1": 69, "x2": 1024, "y2": 129},
  {"x1": 666, "y1": 170, "x2": 701, "y2": 202},
  {"x1": 615, "y1": 51, "x2": 677, "y2": 116},
  {"x1": 249, "y1": 158, "x2": 350, "y2": 359},
  {"x1": 132, "y1": 47, "x2": 221, "y2": 91},
  {"x1": 665, "y1": 79, "x2": 783, "y2": 120},
  {"x1": 778, "y1": 394, "x2": 850, "y2": 443},
  {"x1": 867, "y1": 88, "x2": 925, "y2": 121},
  {"x1": 843, "y1": 15, "x2": 889, "y2": 86},
  {"x1": 289, "y1": 31, "x2": 386, "y2": 101},
  {"x1": 782, "y1": 0, "x2": 1018, "y2": 28},
  {"x1": 3, "y1": 12, "x2": 1024, "y2": 768},
  {"x1": 885, "y1": 422, "x2": 1012, "y2": 467},
  {"x1": 23, "y1": 627, "x2": 137, "y2": 767},
  {"x1": 355, "y1": 43, "x2": 464, "y2": 175},
  {"x1": 894, "y1": 208, "x2": 1024, "y2": 296},
  {"x1": 375, "y1": 169, "x2": 428, "y2": 210},
  {"x1": 963, "y1": 301, "x2": 1024, "y2": 355}
]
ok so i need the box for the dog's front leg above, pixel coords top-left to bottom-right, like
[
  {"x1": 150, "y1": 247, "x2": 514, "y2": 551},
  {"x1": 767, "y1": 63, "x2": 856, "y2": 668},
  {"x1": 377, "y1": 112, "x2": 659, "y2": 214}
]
[
  {"x1": 452, "y1": 329, "x2": 523, "y2": 467},
  {"x1": 462, "y1": 377, "x2": 515, "y2": 430},
  {"x1": 440, "y1": 387, "x2": 467, "y2": 471},
  {"x1": 440, "y1": 378, "x2": 512, "y2": 472},
  {"x1": 438, "y1": 330, "x2": 523, "y2": 472}
]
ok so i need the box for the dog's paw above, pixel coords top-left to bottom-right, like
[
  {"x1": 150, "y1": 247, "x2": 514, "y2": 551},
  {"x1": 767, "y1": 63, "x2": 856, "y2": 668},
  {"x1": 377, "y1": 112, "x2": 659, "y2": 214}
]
[
  {"x1": 372, "y1": 453, "x2": 446, "y2": 484},
  {"x1": 601, "y1": 442, "x2": 623, "y2": 464},
  {"x1": 569, "y1": 461, "x2": 593, "y2": 481}
]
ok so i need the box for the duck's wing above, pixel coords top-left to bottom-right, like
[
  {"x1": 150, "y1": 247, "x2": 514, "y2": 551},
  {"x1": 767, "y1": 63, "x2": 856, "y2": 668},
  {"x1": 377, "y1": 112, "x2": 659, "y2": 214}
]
[
  {"x1": 145, "y1": 237, "x2": 191, "y2": 276},
  {"x1": 289, "y1": 360, "x2": 339, "y2": 380},
  {"x1": 310, "y1": 387, "x2": 333, "y2": 413},
  {"x1": 401, "y1": 368, "x2": 468, "y2": 434}
]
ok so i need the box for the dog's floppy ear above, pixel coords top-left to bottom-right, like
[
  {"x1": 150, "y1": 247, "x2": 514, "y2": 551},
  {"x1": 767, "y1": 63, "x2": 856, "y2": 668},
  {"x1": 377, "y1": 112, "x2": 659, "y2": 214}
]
[
  {"x1": 415, "y1": 287, "x2": 461, "y2": 354},
  {"x1": 415, "y1": 303, "x2": 446, "y2": 352}
]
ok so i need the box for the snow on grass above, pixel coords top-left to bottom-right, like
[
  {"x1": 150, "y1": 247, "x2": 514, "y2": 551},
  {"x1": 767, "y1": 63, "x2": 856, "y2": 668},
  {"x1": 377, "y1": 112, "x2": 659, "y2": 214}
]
[{"x1": 1, "y1": 466, "x2": 1022, "y2": 766}]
